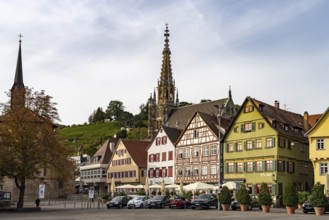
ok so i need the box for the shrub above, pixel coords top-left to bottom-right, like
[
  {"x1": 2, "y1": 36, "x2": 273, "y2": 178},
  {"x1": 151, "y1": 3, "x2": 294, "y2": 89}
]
[
  {"x1": 298, "y1": 191, "x2": 310, "y2": 205},
  {"x1": 310, "y1": 182, "x2": 327, "y2": 207},
  {"x1": 237, "y1": 184, "x2": 251, "y2": 205},
  {"x1": 183, "y1": 191, "x2": 193, "y2": 200},
  {"x1": 258, "y1": 182, "x2": 272, "y2": 206},
  {"x1": 218, "y1": 186, "x2": 232, "y2": 204},
  {"x1": 283, "y1": 183, "x2": 298, "y2": 207},
  {"x1": 100, "y1": 193, "x2": 109, "y2": 201}
]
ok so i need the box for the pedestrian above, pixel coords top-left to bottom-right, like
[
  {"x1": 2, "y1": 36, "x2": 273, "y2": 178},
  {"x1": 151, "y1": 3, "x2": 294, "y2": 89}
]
[{"x1": 35, "y1": 198, "x2": 40, "y2": 207}]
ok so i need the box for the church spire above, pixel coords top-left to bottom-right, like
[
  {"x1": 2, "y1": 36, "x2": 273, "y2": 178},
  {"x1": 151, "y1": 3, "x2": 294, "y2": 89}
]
[
  {"x1": 12, "y1": 34, "x2": 24, "y2": 90},
  {"x1": 11, "y1": 34, "x2": 26, "y2": 109}
]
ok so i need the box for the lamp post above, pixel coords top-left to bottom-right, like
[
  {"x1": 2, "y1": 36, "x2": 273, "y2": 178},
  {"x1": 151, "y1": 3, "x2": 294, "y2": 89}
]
[{"x1": 214, "y1": 105, "x2": 223, "y2": 211}]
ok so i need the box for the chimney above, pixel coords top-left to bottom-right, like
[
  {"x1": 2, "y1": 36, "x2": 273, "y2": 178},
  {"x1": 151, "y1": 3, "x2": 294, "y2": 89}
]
[
  {"x1": 274, "y1": 100, "x2": 280, "y2": 109},
  {"x1": 304, "y1": 111, "x2": 310, "y2": 131}
]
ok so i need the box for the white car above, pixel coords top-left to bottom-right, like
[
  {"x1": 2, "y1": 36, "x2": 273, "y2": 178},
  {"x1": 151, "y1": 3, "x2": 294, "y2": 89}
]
[{"x1": 127, "y1": 196, "x2": 147, "y2": 209}]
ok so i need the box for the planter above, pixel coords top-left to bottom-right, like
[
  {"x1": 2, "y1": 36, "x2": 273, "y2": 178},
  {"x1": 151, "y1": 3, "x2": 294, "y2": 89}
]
[
  {"x1": 286, "y1": 206, "x2": 295, "y2": 214},
  {"x1": 240, "y1": 204, "x2": 248, "y2": 212},
  {"x1": 261, "y1": 205, "x2": 270, "y2": 213},
  {"x1": 221, "y1": 204, "x2": 230, "y2": 211},
  {"x1": 314, "y1": 207, "x2": 325, "y2": 216}
]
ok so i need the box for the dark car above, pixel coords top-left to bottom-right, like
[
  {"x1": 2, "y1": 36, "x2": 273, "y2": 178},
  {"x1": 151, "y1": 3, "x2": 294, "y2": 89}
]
[
  {"x1": 147, "y1": 195, "x2": 170, "y2": 208},
  {"x1": 170, "y1": 197, "x2": 191, "y2": 209},
  {"x1": 302, "y1": 198, "x2": 329, "y2": 214},
  {"x1": 190, "y1": 194, "x2": 218, "y2": 209},
  {"x1": 107, "y1": 196, "x2": 130, "y2": 209},
  {"x1": 231, "y1": 195, "x2": 261, "y2": 210}
]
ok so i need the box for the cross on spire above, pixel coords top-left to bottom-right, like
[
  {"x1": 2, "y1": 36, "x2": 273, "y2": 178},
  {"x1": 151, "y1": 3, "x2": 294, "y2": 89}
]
[{"x1": 18, "y1": 33, "x2": 23, "y2": 42}]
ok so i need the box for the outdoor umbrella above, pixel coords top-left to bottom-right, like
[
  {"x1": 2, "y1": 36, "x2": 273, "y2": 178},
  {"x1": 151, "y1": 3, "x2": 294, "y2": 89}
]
[
  {"x1": 222, "y1": 181, "x2": 237, "y2": 190},
  {"x1": 111, "y1": 178, "x2": 116, "y2": 197},
  {"x1": 180, "y1": 179, "x2": 184, "y2": 196},
  {"x1": 144, "y1": 177, "x2": 149, "y2": 197},
  {"x1": 183, "y1": 182, "x2": 216, "y2": 191},
  {"x1": 165, "y1": 183, "x2": 180, "y2": 189},
  {"x1": 161, "y1": 179, "x2": 165, "y2": 195}
]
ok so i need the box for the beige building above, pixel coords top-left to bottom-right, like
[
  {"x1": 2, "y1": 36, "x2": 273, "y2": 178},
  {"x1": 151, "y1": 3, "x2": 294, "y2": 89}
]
[{"x1": 106, "y1": 139, "x2": 150, "y2": 192}]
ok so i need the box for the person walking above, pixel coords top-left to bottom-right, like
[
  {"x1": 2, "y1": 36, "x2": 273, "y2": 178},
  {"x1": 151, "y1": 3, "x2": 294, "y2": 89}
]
[{"x1": 35, "y1": 198, "x2": 40, "y2": 207}]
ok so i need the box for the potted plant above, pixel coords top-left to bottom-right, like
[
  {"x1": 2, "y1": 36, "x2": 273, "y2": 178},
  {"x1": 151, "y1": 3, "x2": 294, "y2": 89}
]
[
  {"x1": 218, "y1": 186, "x2": 232, "y2": 211},
  {"x1": 258, "y1": 182, "x2": 272, "y2": 213},
  {"x1": 283, "y1": 183, "x2": 298, "y2": 214},
  {"x1": 236, "y1": 184, "x2": 251, "y2": 211},
  {"x1": 297, "y1": 191, "x2": 309, "y2": 209},
  {"x1": 100, "y1": 193, "x2": 109, "y2": 203},
  {"x1": 310, "y1": 182, "x2": 327, "y2": 215}
]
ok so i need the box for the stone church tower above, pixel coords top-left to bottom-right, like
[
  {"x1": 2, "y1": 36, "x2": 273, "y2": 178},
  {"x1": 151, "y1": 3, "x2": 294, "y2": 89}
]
[{"x1": 148, "y1": 24, "x2": 179, "y2": 138}]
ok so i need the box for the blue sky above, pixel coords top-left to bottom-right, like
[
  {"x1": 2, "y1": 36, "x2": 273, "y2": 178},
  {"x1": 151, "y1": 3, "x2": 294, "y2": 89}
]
[{"x1": 0, "y1": 0, "x2": 328, "y2": 125}]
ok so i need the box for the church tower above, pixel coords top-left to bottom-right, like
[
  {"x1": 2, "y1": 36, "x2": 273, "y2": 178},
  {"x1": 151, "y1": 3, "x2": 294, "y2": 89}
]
[
  {"x1": 148, "y1": 24, "x2": 178, "y2": 138},
  {"x1": 11, "y1": 34, "x2": 25, "y2": 109}
]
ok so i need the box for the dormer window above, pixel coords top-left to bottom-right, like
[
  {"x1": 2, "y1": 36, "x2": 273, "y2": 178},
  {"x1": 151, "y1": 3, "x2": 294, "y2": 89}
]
[
  {"x1": 259, "y1": 104, "x2": 264, "y2": 112},
  {"x1": 284, "y1": 125, "x2": 289, "y2": 131}
]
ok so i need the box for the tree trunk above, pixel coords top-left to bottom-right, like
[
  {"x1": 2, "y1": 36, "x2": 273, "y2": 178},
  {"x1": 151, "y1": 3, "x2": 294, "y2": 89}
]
[{"x1": 15, "y1": 176, "x2": 25, "y2": 208}]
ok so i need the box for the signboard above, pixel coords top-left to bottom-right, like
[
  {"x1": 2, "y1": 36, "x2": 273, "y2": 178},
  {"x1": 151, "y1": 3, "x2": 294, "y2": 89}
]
[
  {"x1": 39, "y1": 184, "x2": 45, "y2": 199},
  {"x1": 88, "y1": 189, "x2": 94, "y2": 199}
]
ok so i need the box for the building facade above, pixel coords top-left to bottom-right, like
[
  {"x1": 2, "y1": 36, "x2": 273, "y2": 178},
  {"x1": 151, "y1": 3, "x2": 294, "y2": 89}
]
[
  {"x1": 147, "y1": 126, "x2": 181, "y2": 185},
  {"x1": 306, "y1": 107, "x2": 329, "y2": 195},
  {"x1": 223, "y1": 97, "x2": 313, "y2": 207}
]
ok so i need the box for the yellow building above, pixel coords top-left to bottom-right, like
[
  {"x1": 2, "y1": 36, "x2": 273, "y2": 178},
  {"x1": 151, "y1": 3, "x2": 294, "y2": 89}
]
[
  {"x1": 106, "y1": 139, "x2": 150, "y2": 192},
  {"x1": 306, "y1": 107, "x2": 329, "y2": 195}
]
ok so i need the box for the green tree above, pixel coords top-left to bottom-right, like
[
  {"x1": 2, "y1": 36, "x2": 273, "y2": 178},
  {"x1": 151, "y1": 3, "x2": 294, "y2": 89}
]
[
  {"x1": 105, "y1": 100, "x2": 125, "y2": 120},
  {"x1": 88, "y1": 107, "x2": 105, "y2": 123},
  {"x1": 0, "y1": 88, "x2": 74, "y2": 208}
]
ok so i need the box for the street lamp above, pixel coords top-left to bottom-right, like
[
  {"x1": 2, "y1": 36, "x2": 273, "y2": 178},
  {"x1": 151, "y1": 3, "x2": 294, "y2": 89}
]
[{"x1": 214, "y1": 105, "x2": 223, "y2": 211}]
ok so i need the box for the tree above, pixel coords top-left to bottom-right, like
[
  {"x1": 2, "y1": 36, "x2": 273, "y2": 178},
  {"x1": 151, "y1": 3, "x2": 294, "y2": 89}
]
[
  {"x1": 283, "y1": 183, "x2": 298, "y2": 207},
  {"x1": 88, "y1": 107, "x2": 105, "y2": 123},
  {"x1": 105, "y1": 100, "x2": 125, "y2": 120},
  {"x1": 0, "y1": 88, "x2": 74, "y2": 208}
]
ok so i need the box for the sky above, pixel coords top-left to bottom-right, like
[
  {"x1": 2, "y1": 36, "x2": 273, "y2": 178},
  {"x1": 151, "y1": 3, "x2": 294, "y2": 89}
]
[{"x1": 0, "y1": 0, "x2": 328, "y2": 125}]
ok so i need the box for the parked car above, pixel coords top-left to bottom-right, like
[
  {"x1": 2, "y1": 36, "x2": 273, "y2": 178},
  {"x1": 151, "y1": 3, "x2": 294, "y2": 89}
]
[
  {"x1": 170, "y1": 197, "x2": 191, "y2": 209},
  {"x1": 107, "y1": 196, "x2": 130, "y2": 209},
  {"x1": 231, "y1": 195, "x2": 261, "y2": 210},
  {"x1": 302, "y1": 198, "x2": 329, "y2": 214},
  {"x1": 127, "y1": 196, "x2": 147, "y2": 209},
  {"x1": 190, "y1": 194, "x2": 218, "y2": 209},
  {"x1": 147, "y1": 195, "x2": 171, "y2": 208}
]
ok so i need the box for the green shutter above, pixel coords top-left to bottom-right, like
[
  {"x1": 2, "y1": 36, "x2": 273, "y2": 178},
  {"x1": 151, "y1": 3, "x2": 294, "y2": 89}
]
[
  {"x1": 272, "y1": 138, "x2": 276, "y2": 147},
  {"x1": 272, "y1": 183, "x2": 277, "y2": 195},
  {"x1": 244, "y1": 162, "x2": 246, "y2": 172},
  {"x1": 252, "y1": 122, "x2": 256, "y2": 131},
  {"x1": 244, "y1": 142, "x2": 247, "y2": 150},
  {"x1": 241, "y1": 124, "x2": 244, "y2": 133},
  {"x1": 262, "y1": 161, "x2": 265, "y2": 171},
  {"x1": 273, "y1": 160, "x2": 276, "y2": 171}
]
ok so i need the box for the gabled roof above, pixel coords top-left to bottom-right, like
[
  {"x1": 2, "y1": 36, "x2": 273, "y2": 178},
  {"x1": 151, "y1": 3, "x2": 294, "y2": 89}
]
[
  {"x1": 86, "y1": 138, "x2": 119, "y2": 165},
  {"x1": 121, "y1": 139, "x2": 151, "y2": 168},
  {"x1": 308, "y1": 114, "x2": 323, "y2": 128},
  {"x1": 162, "y1": 126, "x2": 181, "y2": 143},
  {"x1": 306, "y1": 107, "x2": 329, "y2": 136},
  {"x1": 165, "y1": 98, "x2": 229, "y2": 130},
  {"x1": 223, "y1": 97, "x2": 307, "y2": 141}
]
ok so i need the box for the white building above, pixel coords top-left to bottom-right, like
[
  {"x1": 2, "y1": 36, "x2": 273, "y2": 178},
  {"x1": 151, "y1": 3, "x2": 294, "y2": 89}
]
[{"x1": 147, "y1": 126, "x2": 181, "y2": 185}]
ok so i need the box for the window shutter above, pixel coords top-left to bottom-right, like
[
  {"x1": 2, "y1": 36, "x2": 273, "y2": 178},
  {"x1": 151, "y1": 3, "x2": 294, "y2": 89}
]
[
  {"x1": 273, "y1": 160, "x2": 276, "y2": 171},
  {"x1": 241, "y1": 124, "x2": 244, "y2": 133},
  {"x1": 165, "y1": 168, "x2": 167, "y2": 177},
  {"x1": 293, "y1": 162, "x2": 295, "y2": 173},
  {"x1": 244, "y1": 142, "x2": 247, "y2": 150},
  {"x1": 253, "y1": 161, "x2": 256, "y2": 172},
  {"x1": 252, "y1": 122, "x2": 256, "y2": 131},
  {"x1": 153, "y1": 170, "x2": 156, "y2": 177},
  {"x1": 252, "y1": 140, "x2": 255, "y2": 149},
  {"x1": 153, "y1": 154, "x2": 156, "y2": 161},
  {"x1": 225, "y1": 163, "x2": 228, "y2": 173},
  {"x1": 226, "y1": 143, "x2": 229, "y2": 152},
  {"x1": 272, "y1": 138, "x2": 276, "y2": 147},
  {"x1": 148, "y1": 170, "x2": 150, "y2": 177},
  {"x1": 262, "y1": 161, "x2": 265, "y2": 171},
  {"x1": 272, "y1": 183, "x2": 277, "y2": 195},
  {"x1": 159, "y1": 169, "x2": 162, "y2": 177},
  {"x1": 283, "y1": 161, "x2": 286, "y2": 172},
  {"x1": 234, "y1": 143, "x2": 237, "y2": 151},
  {"x1": 244, "y1": 162, "x2": 247, "y2": 172}
]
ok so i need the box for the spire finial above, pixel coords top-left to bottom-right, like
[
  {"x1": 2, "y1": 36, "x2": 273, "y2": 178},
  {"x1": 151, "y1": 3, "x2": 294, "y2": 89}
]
[
  {"x1": 229, "y1": 85, "x2": 232, "y2": 99},
  {"x1": 18, "y1": 33, "x2": 23, "y2": 43}
]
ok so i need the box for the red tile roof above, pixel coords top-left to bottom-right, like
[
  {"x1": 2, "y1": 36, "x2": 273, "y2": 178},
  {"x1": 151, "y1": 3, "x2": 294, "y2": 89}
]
[{"x1": 121, "y1": 139, "x2": 151, "y2": 168}]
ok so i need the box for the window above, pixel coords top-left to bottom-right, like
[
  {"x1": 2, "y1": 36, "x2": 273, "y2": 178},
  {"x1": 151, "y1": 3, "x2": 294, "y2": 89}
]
[
  {"x1": 244, "y1": 105, "x2": 254, "y2": 113},
  {"x1": 317, "y1": 139, "x2": 325, "y2": 150},
  {"x1": 234, "y1": 126, "x2": 239, "y2": 133},
  {"x1": 177, "y1": 168, "x2": 183, "y2": 176},
  {"x1": 202, "y1": 165, "x2": 207, "y2": 175},
  {"x1": 266, "y1": 138, "x2": 275, "y2": 148},
  {"x1": 193, "y1": 130, "x2": 199, "y2": 138},
  {"x1": 193, "y1": 166, "x2": 199, "y2": 175},
  {"x1": 211, "y1": 145, "x2": 217, "y2": 155},
  {"x1": 210, "y1": 165, "x2": 217, "y2": 175},
  {"x1": 193, "y1": 147, "x2": 199, "y2": 157},
  {"x1": 185, "y1": 167, "x2": 191, "y2": 177},
  {"x1": 246, "y1": 162, "x2": 253, "y2": 172},
  {"x1": 320, "y1": 163, "x2": 328, "y2": 175},
  {"x1": 162, "y1": 168, "x2": 166, "y2": 177},
  {"x1": 156, "y1": 153, "x2": 160, "y2": 162},
  {"x1": 236, "y1": 162, "x2": 243, "y2": 173},
  {"x1": 278, "y1": 137, "x2": 285, "y2": 148},
  {"x1": 278, "y1": 160, "x2": 285, "y2": 172},
  {"x1": 162, "y1": 136, "x2": 167, "y2": 145},
  {"x1": 156, "y1": 169, "x2": 159, "y2": 178},
  {"x1": 149, "y1": 154, "x2": 154, "y2": 163},
  {"x1": 256, "y1": 139, "x2": 262, "y2": 149},
  {"x1": 245, "y1": 123, "x2": 252, "y2": 132},
  {"x1": 162, "y1": 152, "x2": 166, "y2": 161},
  {"x1": 241, "y1": 122, "x2": 255, "y2": 132},
  {"x1": 265, "y1": 161, "x2": 273, "y2": 171},
  {"x1": 236, "y1": 142, "x2": 242, "y2": 151},
  {"x1": 184, "y1": 148, "x2": 190, "y2": 158},
  {"x1": 256, "y1": 161, "x2": 263, "y2": 172},
  {"x1": 227, "y1": 143, "x2": 234, "y2": 152},
  {"x1": 168, "y1": 151, "x2": 173, "y2": 160},
  {"x1": 203, "y1": 146, "x2": 209, "y2": 156},
  {"x1": 258, "y1": 123, "x2": 264, "y2": 129},
  {"x1": 228, "y1": 162, "x2": 234, "y2": 173},
  {"x1": 177, "y1": 149, "x2": 183, "y2": 159},
  {"x1": 246, "y1": 141, "x2": 253, "y2": 150},
  {"x1": 287, "y1": 161, "x2": 294, "y2": 173},
  {"x1": 156, "y1": 137, "x2": 161, "y2": 146}
]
